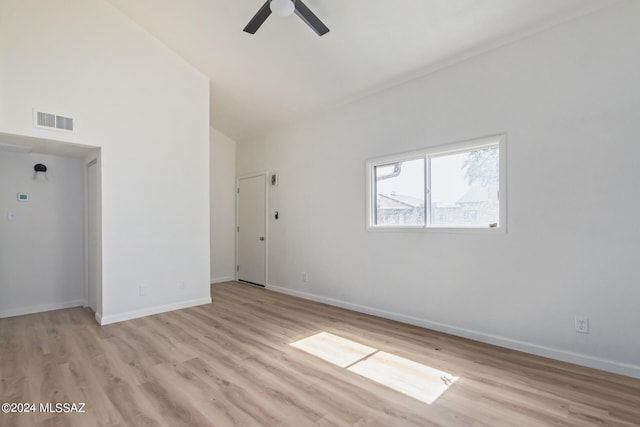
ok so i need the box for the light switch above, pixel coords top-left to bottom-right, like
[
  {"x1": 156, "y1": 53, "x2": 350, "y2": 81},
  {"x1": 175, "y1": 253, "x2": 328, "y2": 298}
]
[{"x1": 7, "y1": 210, "x2": 16, "y2": 221}]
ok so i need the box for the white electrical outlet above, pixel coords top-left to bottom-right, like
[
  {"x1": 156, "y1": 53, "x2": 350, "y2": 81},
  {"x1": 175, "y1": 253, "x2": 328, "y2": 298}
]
[
  {"x1": 139, "y1": 285, "x2": 148, "y2": 296},
  {"x1": 302, "y1": 273, "x2": 309, "y2": 283},
  {"x1": 575, "y1": 315, "x2": 589, "y2": 334}
]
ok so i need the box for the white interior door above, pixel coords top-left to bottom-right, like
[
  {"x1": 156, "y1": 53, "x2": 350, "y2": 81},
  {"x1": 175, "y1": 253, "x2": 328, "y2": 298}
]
[
  {"x1": 237, "y1": 174, "x2": 266, "y2": 286},
  {"x1": 87, "y1": 160, "x2": 98, "y2": 311}
]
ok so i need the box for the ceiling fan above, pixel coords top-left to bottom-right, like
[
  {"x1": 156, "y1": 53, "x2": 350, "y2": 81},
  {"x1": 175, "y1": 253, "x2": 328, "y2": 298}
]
[{"x1": 243, "y1": 0, "x2": 330, "y2": 36}]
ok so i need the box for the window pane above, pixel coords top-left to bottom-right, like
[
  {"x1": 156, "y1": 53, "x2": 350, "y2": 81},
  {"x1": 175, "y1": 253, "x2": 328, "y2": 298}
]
[
  {"x1": 375, "y1": 158, "x2": 425, "y2": 226},
  {"x1": 430, "y1": 147, "x2": 499, "y2": 227}
]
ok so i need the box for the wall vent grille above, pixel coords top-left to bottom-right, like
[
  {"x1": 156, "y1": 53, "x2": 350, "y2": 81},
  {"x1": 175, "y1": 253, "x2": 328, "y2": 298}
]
[
  {"x1": 55, "y1": 115, "x2": 74, "y2": 131},
  {"x1": 37, "y1": 112, "x2": 56, "y2": 128},
  {"x1": 34, "y1": 110, "x2": 74, "y2": 132}
]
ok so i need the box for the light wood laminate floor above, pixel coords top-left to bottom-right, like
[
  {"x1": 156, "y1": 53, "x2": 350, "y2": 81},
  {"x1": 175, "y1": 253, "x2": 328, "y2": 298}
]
[{"x1": 1, "y1": 282, "x2": 639, "y2": 426}]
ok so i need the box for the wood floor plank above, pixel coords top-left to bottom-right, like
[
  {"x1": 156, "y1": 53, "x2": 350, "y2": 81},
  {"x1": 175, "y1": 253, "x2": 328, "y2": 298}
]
[
  {"x1": 151, "y1": 360, "x2": 257, "y2": 426},
  {"x1": 1, "y1": 281, "x2": 639, "y2": 426}
]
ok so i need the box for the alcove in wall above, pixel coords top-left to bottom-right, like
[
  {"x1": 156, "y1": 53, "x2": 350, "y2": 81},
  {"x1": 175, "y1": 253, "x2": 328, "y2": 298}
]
[{"x1": 0, "y1": 132, "x2": 101, "y2": 319}]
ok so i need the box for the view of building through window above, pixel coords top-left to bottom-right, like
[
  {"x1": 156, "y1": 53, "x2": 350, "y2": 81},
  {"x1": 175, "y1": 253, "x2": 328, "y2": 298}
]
[
  {"x1": 375, "y1": 158, "x2": 425, "y2": 226},
  {"x1": 431, "y1": 147, "x2": 499, "y2": 227},
  {"x1": 372, "y1": 144, "x2": 500, "y2": 228}
]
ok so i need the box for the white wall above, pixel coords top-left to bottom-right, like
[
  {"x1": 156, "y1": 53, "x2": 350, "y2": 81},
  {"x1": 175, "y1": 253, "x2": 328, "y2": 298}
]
[
  {"x1": 0, "y1": 0, "x2": 211, "y2": 323},
  {"x1": 0, "y1": 151, "x2": 85, "y2": 317},
  {"x1": 237, "y1": 1, "x2": 640, "y2": 377},
  {"x1": 210, "y1": 127, "x2": 236, "y2": 283}
]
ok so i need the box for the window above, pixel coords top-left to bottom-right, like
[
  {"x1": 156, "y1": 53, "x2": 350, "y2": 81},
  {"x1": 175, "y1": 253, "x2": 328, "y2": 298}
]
[{"x1": 366, "y1": 135, "x2": 506, "y2": 231}]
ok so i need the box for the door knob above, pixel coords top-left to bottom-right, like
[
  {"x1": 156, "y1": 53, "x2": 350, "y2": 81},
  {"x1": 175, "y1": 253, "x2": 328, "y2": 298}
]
[{"x1": 259, "y1": 236, "x2": 265, "y2": 241}]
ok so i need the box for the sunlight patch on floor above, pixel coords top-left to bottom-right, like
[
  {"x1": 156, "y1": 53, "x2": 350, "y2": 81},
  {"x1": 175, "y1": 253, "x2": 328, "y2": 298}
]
[
  {"x1": 348, "y1": 351, "x2": 458, "y2": 404},
  {"x1": 290, "y1": 331, "x2": 377, "y2": 368},
  {"x1": 290, "y1": 332, "x2": 459, "y2": 404}
]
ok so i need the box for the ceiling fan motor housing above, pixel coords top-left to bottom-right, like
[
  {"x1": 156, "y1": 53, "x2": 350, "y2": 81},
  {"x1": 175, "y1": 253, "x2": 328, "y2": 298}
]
[{"x1": 270, "y1": 0, "x2": 295, "y2": 17}]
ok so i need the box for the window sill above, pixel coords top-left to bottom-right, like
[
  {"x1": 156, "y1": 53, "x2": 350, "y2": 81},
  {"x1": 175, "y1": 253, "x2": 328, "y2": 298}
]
[{"x1": 366, "y1": 225, "x2": 506, "y2": 234}]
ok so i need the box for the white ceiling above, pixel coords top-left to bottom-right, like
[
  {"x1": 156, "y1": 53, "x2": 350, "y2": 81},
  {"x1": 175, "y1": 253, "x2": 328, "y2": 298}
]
[
  {"x1": 107, "y1": 0, "x2": 618, "y2": 142},
  {"x1": 0, "y1": 133, "x2": 96, "y2": 159}
]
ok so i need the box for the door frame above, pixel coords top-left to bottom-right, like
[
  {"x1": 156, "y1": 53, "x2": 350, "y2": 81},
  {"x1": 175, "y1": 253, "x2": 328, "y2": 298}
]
[
  {"x1": 85, "y1": 155, "x2": 102, "y2": 317},
  {"x1": 235, "y1": 171, "x2": 268, "y2": 286},
  {"x1": 85, "y1": 158, "x2": 96, "y2": 310}
]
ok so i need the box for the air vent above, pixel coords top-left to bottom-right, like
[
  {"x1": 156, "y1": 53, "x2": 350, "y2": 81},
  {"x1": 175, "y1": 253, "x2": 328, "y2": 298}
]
[
  {"x1": 55, "y1": 115, "x2": 73, "y2": 131},
  {"x1": 37, "y1": 112, "x2": 56, "y2": 128},
  {"x1": 34, "y1": 110, "x2": 74, "y2": 132}
]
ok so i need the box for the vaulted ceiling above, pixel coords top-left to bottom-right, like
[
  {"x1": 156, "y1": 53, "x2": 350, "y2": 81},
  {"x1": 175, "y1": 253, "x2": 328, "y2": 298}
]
[{"x1": 107, "y1": 0, "x2": 618, "y2": 142}]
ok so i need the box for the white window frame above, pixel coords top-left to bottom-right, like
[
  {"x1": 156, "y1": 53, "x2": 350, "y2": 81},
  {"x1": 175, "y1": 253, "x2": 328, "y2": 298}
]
[{"x1": 366, "y1": 134, "x2": 507, "y2": 233}]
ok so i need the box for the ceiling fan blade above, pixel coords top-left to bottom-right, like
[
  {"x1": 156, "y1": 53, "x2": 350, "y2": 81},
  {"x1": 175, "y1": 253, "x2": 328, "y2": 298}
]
[
  {"x1": 243, "y1": 0, "x2": 272, "y2": 34},
  {"x1": 294, "y1": 0, "x2": 330, "y2": 36}
]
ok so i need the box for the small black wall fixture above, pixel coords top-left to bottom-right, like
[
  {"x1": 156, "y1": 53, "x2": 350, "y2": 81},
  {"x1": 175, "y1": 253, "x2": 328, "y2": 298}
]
[{"x1": 33, "y1": 163, "x2": 48, "y2": 181}]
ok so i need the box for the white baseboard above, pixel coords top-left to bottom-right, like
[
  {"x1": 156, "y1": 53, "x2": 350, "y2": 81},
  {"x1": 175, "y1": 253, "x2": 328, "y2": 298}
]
[
  {"x1": 211, "y1": 276, "x2": 235, "y2": 284},
  {"x1": 98, "y1": 297, "x2": 212, "y2": 325},
  {"x1": 267, "y1": 284, "x2": 640, "y2": 379},
  {"x1": 0, "y1": 299, "x2": 85, "y2": 319}
]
